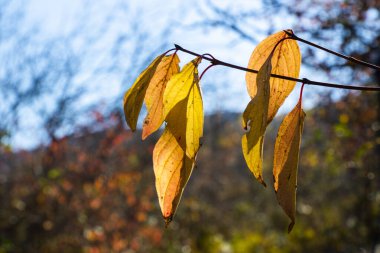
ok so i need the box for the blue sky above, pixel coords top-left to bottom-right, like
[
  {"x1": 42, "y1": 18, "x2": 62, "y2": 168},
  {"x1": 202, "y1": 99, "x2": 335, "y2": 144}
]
[{"x1": 7, "y1": 0, "x2": 345, "y2": 149}]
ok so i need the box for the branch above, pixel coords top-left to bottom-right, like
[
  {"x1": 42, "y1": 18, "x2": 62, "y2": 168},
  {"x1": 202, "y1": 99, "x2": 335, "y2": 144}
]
[
  {"x1": 283, "y1": 30, "x2": 380, "y2": 71},
  {"x1": 174, "y1": 44, "x2": 380, "y2": 92}
]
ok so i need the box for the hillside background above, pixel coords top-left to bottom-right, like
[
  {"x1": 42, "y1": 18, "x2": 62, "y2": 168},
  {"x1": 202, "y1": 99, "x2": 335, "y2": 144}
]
[{"x1": 1, "y1": 91, "x2": 379, "y2": 252}]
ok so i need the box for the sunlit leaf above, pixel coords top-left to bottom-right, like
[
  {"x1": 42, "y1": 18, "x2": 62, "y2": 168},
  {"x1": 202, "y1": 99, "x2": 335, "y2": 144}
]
[
  {"x1": 153, "y1": 58, "x2": 204, "y2": 224},
  {"x1": 273, "y1": 101, "x2": 305, "y2": 233},
  {"x1": 153, "y1": 99, "x2": 195, "y2": 224},
  {"x1": 163, "y1": 57, "x2": 201, "y2": 119},
  {"x1": 246, "y1": 29, "x2": 301, "y2": 123},
  {"x1": 241, "y1": 54, "x2": 272, "y2": 186},
  {"x1": 123, "y1": 54, "x2": 165, "y2": 131},
  {"x1": 185, "y1": 81, "x2": 203, "y2": 159},
  {"x1": 142, "y1": 54, "x2": 180, "y2": 139}
]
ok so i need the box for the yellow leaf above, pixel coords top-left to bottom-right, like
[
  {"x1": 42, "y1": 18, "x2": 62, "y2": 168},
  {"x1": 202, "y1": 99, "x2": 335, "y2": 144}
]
[
  {"x1": 153, "y1": 59, "x2": 204, "y2": 223},
  {"x1": 123, "y1": 54, "x2": 165, "y2": 131},
  {"x1": 186, "y1": 82, "x2": 203, "y2": 159},
  {"x1": 163, "y1": 57, "x2": 201, "y2": 119},
  {"x1": 151, "y1": 57, "x2": 203, "y2": 224},
  {"x1": 246, "y1": 30, "x2": 301, "y2": 123},
  {"x1": 273, "y1": 101, "x2": 305, "y2": 233},
  {"x1": 241, "y1": 54, "x2": 272, "y2": 186},
  {"x1": 153, "y1": 98, "x2": 196, "y2": 224},
  {"x1": 242, "y1": 135, "x2": 265, "y2": 185},
  {"x1": 153, "y1": 129, "x2": 195, "y2": 224},
  {"x1": 142, "y1": 54, "x2": 180, "y2": 139}
]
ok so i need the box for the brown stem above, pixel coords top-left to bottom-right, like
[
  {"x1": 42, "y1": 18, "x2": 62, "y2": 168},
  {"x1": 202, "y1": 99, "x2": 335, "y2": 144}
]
[
  {"x1": 174, "y1": 44, "x2": 380, "y2": 92},
  {"x1": 283, "y1": 30, "x2": 380, "y2": 71}
]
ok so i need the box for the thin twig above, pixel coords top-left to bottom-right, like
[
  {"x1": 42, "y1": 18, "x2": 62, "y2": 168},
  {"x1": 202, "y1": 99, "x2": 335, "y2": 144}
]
[
  {"x1": 283, "y1": 30, "x2": 380, "y2": 71},
  {"x1": 174, "y1": 44, "x2": 380, "y2": 91}
]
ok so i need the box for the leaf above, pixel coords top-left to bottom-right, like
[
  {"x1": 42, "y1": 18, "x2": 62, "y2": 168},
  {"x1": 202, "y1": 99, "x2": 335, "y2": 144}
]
[
  {"x1": 185, "y1": 81, "x2": 203, "y2": 159},
  {"x1": 241, "y1": 54, "x2": 272, "y2": 186},
  {"x1": 142, "y1": 54, "x2": 180, "y2": 139},
  {"x1": 153, "y1": 128, "x2": 195, "y2": 224},
  {"x1": 153, "y1": 59, "x2": 204, "y2": 224},
  {"x1": 246, "y1": 29, "x2": 301, "y2": 123},
  {"x1": 123, "y1": 54, "x2": 165, "y2": 131},
  {"x1": 163, "y1": 57, "x2": 201, "y2": 119},
  {"x1": 153, "y1": 99, "x2": 196, "y2": 224},
  {"x1": 273, "y1": 101, "x2": 305, "y2": 233}
]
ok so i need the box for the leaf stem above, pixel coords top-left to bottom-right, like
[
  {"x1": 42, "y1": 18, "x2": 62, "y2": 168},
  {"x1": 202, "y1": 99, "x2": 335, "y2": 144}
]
[
  {"x1": 299, "y1": 82, "x2": 306, "y2": 107},
  {"x1": 283, "y1": 30, "x2": 380, "y2": 71},
  {"x1": 163, "y1": 48, "x2": 177, "y2": 56},
  {"x1": 199, "y1": 64, "x2": 216, "y2": 81},
  {"x1": 174, "y1": 44, "x2": 380, "y2": 91}
]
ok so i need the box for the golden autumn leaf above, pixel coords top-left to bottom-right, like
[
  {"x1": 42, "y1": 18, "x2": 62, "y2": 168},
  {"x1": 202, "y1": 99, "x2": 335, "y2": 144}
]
[
  {"x1": 163, "y1": 57, "x2": 201, "y2": 119},
  {"x1": 241, "y1": 54, "x2": 272, "y2": 186},
  {"x1": 153, "y1": 59, "x2": 203, "y2": 224},
  {"x1": 185, "y1": 82, "x2": 203, "y2": 159},
  {"x1": 123, "y1": 54, "x2": 165, "y2": 131},
  {"x1": 273, "y1": 101, "x2": 305, "y2": 233},
  {"x1": 142, "y1": 54, "x2": 180, "y2": 140},
  {"x1": 153, "y1": 128, "x2": 195, "y2": 224},
  {"x1": 246, "y1": 29, "x2": 301, "y2": 123}
]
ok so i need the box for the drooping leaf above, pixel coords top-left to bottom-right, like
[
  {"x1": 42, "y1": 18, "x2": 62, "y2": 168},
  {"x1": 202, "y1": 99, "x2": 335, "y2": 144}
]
[
  {"x1": 185, "y1": 81, "x2": 203, "y2": 159},
  {"x1": 142, "y1": 54, "x2": 180, "y2": 139},
  {"x1": 163, "y1": 57, "x2": 201, "y2": 118},
  {"x1": 153, "y1": 59, "x2": 203, "y2": 224},
  {"x1": 246, "y1": 29, "x2": 301, "y2": 123},
  {"x1": 153, "y1": 128, "x2": 195, "y2": 225},
  {"x1": 123, "y1": 54, "x2": 165, "y2": 131},
  {"x1": 273, "y1": 101, "x2": 305, "y2": 233},
  {"x1": 241, "y1": 54, "x2": 272, "y2": 186}
]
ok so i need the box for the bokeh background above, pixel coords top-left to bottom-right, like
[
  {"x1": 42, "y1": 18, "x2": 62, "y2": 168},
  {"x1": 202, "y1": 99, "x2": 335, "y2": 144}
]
[{"x1": 1, "y1": 0, "x2": 379, "y2": 252}]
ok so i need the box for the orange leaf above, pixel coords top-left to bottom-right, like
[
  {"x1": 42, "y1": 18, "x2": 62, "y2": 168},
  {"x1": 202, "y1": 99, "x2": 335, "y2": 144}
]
[
  {"x1": 153, "y1": 99, "x2": 195, "y2": 224},
  {"x1": 123, "y1": 54, "x2": 165, "y2": 131},
  {"x1": 142, "y1": 54, "x2": 180, "y2": 139},
  {"x1": 273, "y1": 101, "x2": 305, "y2": 232},
  {"x1": 246, "y1": 30, "x2": 301, "y2": 123}
]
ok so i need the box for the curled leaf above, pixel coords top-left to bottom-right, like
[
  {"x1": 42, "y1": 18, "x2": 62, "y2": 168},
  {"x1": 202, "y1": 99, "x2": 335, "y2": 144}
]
[
  {"x1": 123, "y1": 54, "x2": 165, "y2": 131},
  {"x1": 246, "y1": 29, "x2": 301, "y2": 123},
  {"x1": 273, "y1": 101, "x2": 305, "y2": 233},
  {"x1": 142, "y1": 54, "x2": 180, "y2": 139},
  {"x1": 186, "y1": 81, "x2": 203, "y2": 159},
  {"x1": 241, "y1": 54, "x2": 272, "y2": 186}
]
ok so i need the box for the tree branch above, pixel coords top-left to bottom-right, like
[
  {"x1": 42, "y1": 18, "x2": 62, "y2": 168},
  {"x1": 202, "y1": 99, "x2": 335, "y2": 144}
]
[
  {"x1": 283, "y1": 30, "x2": 380, "y2": 71},
  {"x1": 174, "y1": 44, "x2": 380, "y2": 92}
]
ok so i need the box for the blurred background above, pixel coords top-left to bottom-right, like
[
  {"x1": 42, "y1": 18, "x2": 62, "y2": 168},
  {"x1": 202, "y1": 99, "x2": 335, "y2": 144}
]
[{"x1": 0, "y1": 0, "x2": 379, "y2": 252}]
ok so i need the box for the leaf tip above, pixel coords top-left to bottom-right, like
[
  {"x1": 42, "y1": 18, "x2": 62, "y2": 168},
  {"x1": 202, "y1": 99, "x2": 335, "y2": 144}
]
[
  {"x1": 287, "y1": 221, "x2": 295, "y2": 233},
  {"x1": 164, "y1": 215, "x2": 173, "y2": 228},
  {"x1": 129, "y1": 126, "x2": 136, "y2": 132},
  {"x1": 141, "y1": 126, "x2": 149, "y2": 140},
  {"x1": 258, "y1": 176, "x2": 267, "y2": 187}
]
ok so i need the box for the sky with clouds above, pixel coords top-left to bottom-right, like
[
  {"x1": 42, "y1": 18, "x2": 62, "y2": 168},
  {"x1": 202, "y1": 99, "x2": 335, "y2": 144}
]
[{"x1": 7, "y1": 0, "x2": 343, "y2": 148}]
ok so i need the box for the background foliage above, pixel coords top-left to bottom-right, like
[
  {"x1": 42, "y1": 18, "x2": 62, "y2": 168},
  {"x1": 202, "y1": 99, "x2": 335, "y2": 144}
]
[
  {"x1": 1, "y1": 91, "x2": 379, "y2": 252},
  {"x1": 1, "y1": 0, "x2": 379, "y2": 252}
]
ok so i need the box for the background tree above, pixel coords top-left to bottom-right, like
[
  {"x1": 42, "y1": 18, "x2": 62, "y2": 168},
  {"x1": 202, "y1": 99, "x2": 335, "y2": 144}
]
[{"x1": 0, "y1": 0, "x2": 173, "y2": 148}]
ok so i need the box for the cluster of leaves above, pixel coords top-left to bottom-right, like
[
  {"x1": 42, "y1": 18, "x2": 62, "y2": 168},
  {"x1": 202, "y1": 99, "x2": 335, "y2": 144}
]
[{"x1": 123, "y1": 30, "x2": 307, "y2": 231}]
